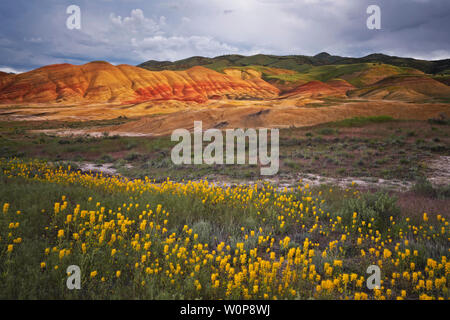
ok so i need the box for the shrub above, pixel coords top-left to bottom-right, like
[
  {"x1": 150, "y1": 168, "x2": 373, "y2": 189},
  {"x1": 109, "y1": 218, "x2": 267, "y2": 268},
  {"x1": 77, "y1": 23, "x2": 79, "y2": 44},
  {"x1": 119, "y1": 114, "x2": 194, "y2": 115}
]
[
  {"x1": 284, "y1": 159, "x2": 299, "y2": 169},
  {"x1": 412, "y1": 177, "x2": 450, "y2": 199},
  {"x1": 317, "y1": 128, "x2": 335, "y2": 135},
  {"x1": 338, "y1": 191, "x2": 400, "y2": 231},
  {"x1": 101, "y1": 154, "x2": 113, "y2": 162},
  {"x1": 125, "y1": 152, "x2": 140, "y2": 161},
  {"x1": 126, "y1": 142, "x2": 138, "y2": 150},
  {"x1": 114, "y1": 159, "x2": 126, "y2": 168},
  {"x1": 428, "y1": 113, "x2": 449, "y2": 126},
  {"x1": 332, "y1": 116, "x2": 394, "y2": 128},
  {"x1": 146, "y1": 158, "x2": 173, "y2": 169}
]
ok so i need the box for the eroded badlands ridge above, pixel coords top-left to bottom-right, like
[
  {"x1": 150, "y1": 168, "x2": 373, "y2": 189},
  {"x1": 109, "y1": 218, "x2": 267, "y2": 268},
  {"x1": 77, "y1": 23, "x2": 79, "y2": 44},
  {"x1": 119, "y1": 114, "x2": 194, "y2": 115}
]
[{"x1": 0, "y1": 62, "x2": 279, "y2": 104}]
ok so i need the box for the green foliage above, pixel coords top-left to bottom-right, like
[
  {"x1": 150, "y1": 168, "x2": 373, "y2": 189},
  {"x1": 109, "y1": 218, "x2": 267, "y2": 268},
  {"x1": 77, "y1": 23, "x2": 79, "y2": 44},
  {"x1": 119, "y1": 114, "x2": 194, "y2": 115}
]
[
  {"x1": 338, "y1": 191, "x2": 400, "y2": 231},
  {"x1": 100, "y1": 154, "x2": 114, "y2": 162},
  {"x1": 412, "y1": 177, "x2": 450, "y2": 199},
  {"x1": 317, "y1": 128, "x2": 337, "y2": 136},
  {"x1": 428, "y1": 114, "x2": 450, "y2": 126},
  {"x1": 125, "y1": 152, "x2": 141, "y2": 161},
  {"x1": 329, "y1": 116, "x2": 395, "y2": 128},
  {"x1": 138, "y1": 53, "x2": 450, "y2": 74}
]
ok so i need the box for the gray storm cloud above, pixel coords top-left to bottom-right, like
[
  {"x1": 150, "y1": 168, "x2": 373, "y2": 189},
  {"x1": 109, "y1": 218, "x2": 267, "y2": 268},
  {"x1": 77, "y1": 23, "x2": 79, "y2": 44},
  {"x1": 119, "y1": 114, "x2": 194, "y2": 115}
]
[{"x1": 0, "y1": 0, "x2": 448, "y2": 71}]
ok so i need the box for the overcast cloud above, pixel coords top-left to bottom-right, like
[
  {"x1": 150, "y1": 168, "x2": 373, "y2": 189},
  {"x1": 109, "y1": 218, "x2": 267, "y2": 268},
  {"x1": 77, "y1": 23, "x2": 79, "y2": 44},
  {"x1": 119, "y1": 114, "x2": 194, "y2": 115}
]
[{"x1": 0, "y1": 0, "x2": 449, "y2": 72}]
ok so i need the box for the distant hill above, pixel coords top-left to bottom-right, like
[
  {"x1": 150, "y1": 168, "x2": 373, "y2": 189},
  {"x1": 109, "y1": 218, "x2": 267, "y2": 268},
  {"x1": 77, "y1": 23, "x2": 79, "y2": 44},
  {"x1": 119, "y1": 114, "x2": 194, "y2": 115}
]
[{"x1": 138, "y1": 53, "x2": 450, "y2": 75}]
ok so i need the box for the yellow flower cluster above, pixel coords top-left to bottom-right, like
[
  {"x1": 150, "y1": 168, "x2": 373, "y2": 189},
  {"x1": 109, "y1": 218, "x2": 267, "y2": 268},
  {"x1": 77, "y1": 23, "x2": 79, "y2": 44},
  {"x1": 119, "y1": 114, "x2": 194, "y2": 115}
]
[{"x1": 0, "y1": 158, "x2": 448, "y2": 300}]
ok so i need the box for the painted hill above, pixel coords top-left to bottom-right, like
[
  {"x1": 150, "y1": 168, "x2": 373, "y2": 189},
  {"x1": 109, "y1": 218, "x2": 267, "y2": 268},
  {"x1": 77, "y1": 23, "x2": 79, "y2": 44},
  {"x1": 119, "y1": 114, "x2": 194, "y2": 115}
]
[
  {"x1": 146, "y1": 59, "x2": 429, "y2": 94},
  {"x1": 282, "y1": 80, "x2": 354, "y2": 99},
  {"x1": 0, "y1": 72, "x2": 14, "y2": 90},
  {"x1": 264, "y1": 63, "x2": 421, "y2": 88},
  {"x1": 339, "y1": 64, "x2": 423, "y2": 87},
  {"x1": 349, "y1": 75, "x2": 450, "y2": 101},
  {"x1": 1, "y1": 53, "x2": 448, "y2": 106},
  {"x1": 434, "y1": 75, "x2": 450, "y2": 86},
  {"x1": 0, "y1": 62, "x2": 279, "y2": 104},
  {"x1": 326, "y1": 79, "x2": 356, "y2": 93}
]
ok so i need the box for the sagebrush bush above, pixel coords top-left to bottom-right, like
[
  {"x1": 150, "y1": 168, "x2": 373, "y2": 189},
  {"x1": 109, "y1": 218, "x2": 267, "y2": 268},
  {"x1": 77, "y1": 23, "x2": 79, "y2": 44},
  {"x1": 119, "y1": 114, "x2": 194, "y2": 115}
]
[
  {"x1": 412, "y1": 177, "x2": 450, "y2": 199},
  {"x1": 100, "y1": 154, "x2": 113, "y2": 162},
  {"x1": 338, "y1": 191, "x2": 400, "y2": 230},
  {"x1": 125, "y1": 152, "x2": 140, "y2": 161}
]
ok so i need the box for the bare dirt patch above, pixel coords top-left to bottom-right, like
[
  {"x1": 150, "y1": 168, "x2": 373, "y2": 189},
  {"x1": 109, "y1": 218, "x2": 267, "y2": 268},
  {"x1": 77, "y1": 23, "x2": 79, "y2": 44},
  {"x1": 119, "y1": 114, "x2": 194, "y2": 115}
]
[
  {"x1": 98, "y1": 100, "x2": 450, "y2": 136},
  {"x1": 427, "y1": 156, "x2": 450, "y2": 186},
  {"x1": 31, "y1": 128, "x2": 154, "y2": 138},
  {"x1": 202, "y1": 173, "x2": 414, "y2": 192}
]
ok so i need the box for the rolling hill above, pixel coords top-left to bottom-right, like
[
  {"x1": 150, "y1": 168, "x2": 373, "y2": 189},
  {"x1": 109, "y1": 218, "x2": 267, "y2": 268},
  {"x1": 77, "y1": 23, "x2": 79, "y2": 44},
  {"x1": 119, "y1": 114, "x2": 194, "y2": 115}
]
[
  {"x1": 281, "y1": 80, "x2": 353, "y2": 99},
  {"x1": 348, "y1": 75, "x2": 450, "y2": 101},
  {"x1": 138, "y1": 53, "x2": 450, "y2": 75},
  {"x1": 140, "y1": 53, "x2": 441, "y2": 97},
  {"x1": 0, "y1": 62, "x2": 279, "y2": 104},
  {"x1": 1, "y1": 51, "x2": 448, "y2": 106}
]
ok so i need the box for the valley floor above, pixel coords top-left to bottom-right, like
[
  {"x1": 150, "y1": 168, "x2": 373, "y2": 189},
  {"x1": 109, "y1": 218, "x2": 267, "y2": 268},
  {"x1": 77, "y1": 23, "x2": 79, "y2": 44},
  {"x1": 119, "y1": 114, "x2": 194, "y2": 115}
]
[
  {"x1": 0, "y1": 108, "x2": 449, "y2": 300},
  {"x1": 0, "y1": 112, "x2": 449, "y2": 218},
  {"x1": 1, "y1": 99, "x2": 450, "y2": 136}
]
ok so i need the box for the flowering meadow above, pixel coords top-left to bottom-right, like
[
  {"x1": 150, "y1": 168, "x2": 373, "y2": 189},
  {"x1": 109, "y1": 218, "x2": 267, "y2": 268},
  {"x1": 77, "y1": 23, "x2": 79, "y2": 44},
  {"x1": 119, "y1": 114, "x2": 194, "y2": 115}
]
[{"x1": 0, "y1": 158, "x2": 448, "y2": 300}]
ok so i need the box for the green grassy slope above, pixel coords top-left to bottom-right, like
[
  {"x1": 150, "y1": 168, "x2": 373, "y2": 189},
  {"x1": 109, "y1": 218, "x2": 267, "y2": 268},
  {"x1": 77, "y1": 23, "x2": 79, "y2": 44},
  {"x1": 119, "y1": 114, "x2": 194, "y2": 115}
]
[{"x1": 138, "y1": 53, "x2": 450, "y2": 75}]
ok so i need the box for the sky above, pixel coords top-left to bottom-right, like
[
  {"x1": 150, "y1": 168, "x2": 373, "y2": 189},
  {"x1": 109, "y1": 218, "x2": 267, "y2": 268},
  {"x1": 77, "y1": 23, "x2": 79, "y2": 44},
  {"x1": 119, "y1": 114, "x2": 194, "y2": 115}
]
[{"x1": 0, "y1": 0, "x2": 449, "y2": 73}]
